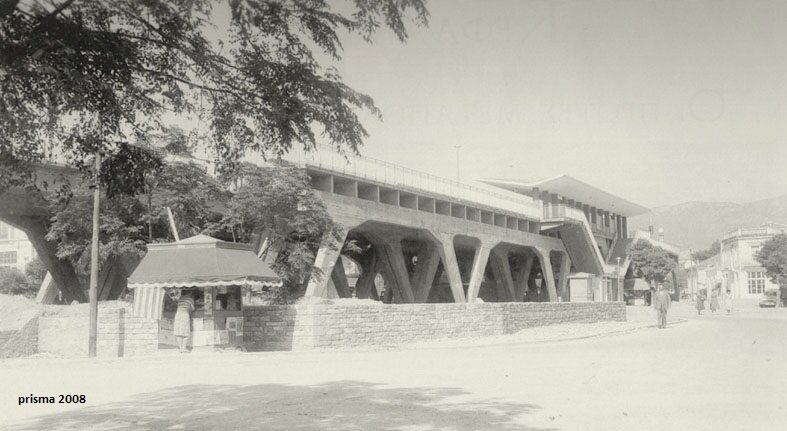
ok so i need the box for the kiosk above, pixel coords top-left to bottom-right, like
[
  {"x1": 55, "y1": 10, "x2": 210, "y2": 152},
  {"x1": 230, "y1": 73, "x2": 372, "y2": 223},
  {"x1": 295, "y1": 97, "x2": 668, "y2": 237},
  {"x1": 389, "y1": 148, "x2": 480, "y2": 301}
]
[{"x1": 127, "y1": 234, "x2": 281, "y2": 350}]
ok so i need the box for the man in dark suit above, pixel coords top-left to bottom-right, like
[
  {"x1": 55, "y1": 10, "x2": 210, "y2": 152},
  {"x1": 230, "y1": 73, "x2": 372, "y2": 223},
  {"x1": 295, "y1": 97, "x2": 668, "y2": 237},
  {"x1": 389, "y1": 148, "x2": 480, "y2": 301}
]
[{"x1": 653, "y1": 284, "x2": 672, "y2": 329}]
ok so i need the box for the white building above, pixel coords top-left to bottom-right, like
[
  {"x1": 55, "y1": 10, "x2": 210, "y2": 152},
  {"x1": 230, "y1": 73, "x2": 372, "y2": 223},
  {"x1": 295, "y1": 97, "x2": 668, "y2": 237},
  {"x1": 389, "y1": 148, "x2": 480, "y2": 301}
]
[
  {"x1": 0, "y1": 221, "x2": 37, "y2": 272},
  {"x1": 685, "y1": 254, "x2": 724, "y2": 298},
  {"x1": 719, "y1": 222, "x2": 785, "y2": 302}
]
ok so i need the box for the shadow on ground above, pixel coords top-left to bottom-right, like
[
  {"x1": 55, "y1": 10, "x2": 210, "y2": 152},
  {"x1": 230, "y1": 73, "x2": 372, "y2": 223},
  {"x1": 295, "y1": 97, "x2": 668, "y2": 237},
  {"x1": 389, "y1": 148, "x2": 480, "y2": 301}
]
[{"x1": 8, "y1": 380, "x2": 555, "y2": 431}]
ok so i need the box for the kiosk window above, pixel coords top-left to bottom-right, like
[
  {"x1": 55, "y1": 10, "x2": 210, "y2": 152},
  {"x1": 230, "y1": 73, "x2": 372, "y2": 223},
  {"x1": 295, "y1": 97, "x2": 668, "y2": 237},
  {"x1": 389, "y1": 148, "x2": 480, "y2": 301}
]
[{"x1": 215, "y1": 286, "x2": 242, "y2": 311}]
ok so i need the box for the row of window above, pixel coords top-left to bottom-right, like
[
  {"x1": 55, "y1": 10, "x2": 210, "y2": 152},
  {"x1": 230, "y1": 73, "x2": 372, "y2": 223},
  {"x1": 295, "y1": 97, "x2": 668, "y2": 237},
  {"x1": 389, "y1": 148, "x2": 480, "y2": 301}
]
[
  {"x1": 0, "y1": 251, "x2": 17, "y2": 266},
  {"x1": 748, "y1": 271, "x2": 766, "y2": 294}
]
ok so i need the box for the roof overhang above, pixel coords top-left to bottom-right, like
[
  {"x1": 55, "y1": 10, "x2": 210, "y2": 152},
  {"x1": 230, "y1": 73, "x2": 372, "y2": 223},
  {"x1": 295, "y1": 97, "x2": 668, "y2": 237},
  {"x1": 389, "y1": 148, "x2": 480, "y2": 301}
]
[{"x1": 478, "y1": 175, "x2": 650, "y2": 217}]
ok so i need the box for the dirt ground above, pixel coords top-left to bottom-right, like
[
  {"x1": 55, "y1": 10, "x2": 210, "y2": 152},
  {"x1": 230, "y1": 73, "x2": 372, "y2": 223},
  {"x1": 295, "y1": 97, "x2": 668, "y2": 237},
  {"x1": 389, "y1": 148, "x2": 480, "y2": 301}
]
[{"x1": 2, "y1": 303, "x2": 786, "y2": 430}]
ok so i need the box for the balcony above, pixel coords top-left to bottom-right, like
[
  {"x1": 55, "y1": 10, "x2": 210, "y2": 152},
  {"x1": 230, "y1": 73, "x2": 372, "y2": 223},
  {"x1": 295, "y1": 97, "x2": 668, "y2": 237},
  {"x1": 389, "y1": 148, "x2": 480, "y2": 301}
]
[{"x1": 591, "y1": 224, "x2": 617, "y2": 238}]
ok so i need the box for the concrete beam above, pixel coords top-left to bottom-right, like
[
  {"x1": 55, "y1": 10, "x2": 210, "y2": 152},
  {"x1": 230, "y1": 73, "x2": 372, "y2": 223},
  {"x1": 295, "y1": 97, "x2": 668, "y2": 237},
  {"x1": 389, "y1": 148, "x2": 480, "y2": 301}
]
[
  {"x1": 515, "y1": 255, "x2": 535, "y2": 302},
  {"x1": 330, "y1": 258, "x2": 352, "y2": 298},
  {"x1": 490, "y1": 248, "x2": 516, "y2": 301},
  {"x1": 436, "y1": 234, "x2": 467, "y2": 303},
  {"x1": 467, "y1": 243, "x2": 492, "y2": 303},
  {"x1": 557, "y1": 251, "x2": 571, "y2": 302},
  {"x1": 411, "y1": 243, "x2": 440, "y2": 303},
  {"x1": 354, "y1": 253, "x2": 379, "y2": 299},
  {"x1": 533, "y1": 247, "x2": 557, "y2": 302},
  {"x1": 374, "y1": 237, "x2": 415, "y2": 303},
  {"x1": 304, "y1": 231, "x2": 348, "y2": 298}
]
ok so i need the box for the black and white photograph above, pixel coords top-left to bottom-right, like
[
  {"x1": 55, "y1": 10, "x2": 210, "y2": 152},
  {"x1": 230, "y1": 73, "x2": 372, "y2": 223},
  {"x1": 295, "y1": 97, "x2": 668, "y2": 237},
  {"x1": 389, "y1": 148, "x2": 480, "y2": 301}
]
[{"x1": 1, "y1": 0, "x2": 786, "y2": 429}]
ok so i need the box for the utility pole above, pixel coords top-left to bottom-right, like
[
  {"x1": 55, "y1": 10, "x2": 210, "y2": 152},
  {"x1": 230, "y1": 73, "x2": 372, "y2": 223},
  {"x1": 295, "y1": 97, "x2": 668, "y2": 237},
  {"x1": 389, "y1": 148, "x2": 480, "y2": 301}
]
[
  {"x1": 452, "y1": 145, "x2": 461, "y2": 182},
  {"x1": 88, "y1": 153, "x2": 101, "y2": 357}
]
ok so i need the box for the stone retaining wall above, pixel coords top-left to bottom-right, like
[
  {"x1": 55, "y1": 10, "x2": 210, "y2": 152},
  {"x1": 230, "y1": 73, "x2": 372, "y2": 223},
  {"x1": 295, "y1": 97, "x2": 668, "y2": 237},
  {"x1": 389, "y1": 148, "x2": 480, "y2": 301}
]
[
  {"x1": 0, "y1": 317, "x2": 39, "y2": 358},
  {"x1": 243, "y1": 300, "x2": 626, "y2": 351},
  {"x1": 38, "y1": 302, "x2": 158, "y2": 357}
]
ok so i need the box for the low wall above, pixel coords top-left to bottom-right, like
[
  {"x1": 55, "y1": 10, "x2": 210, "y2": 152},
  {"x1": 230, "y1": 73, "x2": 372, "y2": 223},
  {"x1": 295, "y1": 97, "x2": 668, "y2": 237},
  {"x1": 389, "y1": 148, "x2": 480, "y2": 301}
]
[
  {"x1": 38, "y1": 301, "x2": 158, "y2": 358},
  {"x1": 243, "y1": 300, "x2": 626, "y2": 351},
  {"x1": 0, "y1": 317, "x2": 39, "y2": 358}
]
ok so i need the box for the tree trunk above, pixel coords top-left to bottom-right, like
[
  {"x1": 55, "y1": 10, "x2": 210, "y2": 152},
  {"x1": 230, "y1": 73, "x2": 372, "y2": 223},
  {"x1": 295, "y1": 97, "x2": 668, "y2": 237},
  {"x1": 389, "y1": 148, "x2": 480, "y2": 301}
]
[{"x1": 3, "y1": 214, "x2": 87, "y2": 303}]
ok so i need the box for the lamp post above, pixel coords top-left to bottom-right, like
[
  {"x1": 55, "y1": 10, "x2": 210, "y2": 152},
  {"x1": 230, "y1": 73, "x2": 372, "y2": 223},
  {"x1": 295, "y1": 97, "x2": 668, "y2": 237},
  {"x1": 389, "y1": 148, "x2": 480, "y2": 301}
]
[{"x1": 452, "y1": 145, "x2": 461, "y2": 182}]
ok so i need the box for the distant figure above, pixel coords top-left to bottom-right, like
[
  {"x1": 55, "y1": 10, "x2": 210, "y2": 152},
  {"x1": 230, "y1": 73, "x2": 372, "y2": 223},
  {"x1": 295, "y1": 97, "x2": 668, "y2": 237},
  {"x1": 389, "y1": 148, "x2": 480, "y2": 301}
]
[
  {"x1": 695, "y1": 292, "x2": 706, "y2": 315},
  {"x1": 710, "y1": 289, "x2": 720, "y2": 313},
  {"x1": 174, "y1": 290, "x2": 195, "y2": 353},
  {"x1": 653, "y1": 285, "x2": 672, "y2": 329},
  {"x1": 723, "y1": 290, "x2": 733, "y2": 314}
]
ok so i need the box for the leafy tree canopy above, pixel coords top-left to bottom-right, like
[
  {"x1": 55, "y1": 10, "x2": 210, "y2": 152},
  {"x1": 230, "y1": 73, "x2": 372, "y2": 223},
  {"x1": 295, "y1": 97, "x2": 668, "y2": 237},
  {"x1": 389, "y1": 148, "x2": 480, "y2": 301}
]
[
  {"x1": 1, "y1": 0, "x2": 429, "y2": 189},
  {"x1": 209, "y1": 162, "x2": 341, "y2": 300},
  {"x1": 755, "y1": 233, "x2": 787, "y2": 292},
  {"x1": 627, "y1": 240, "x2": 676, "y2": 287},
  {"x1": 692, "y1": 240, "x2": 720, "y2": 262}
]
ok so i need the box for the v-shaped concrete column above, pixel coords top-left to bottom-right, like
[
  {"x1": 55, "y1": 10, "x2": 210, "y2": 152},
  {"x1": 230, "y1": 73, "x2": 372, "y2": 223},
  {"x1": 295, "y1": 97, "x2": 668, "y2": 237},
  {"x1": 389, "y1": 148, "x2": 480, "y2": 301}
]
[
  {"x1": 515, "y1": 255, "x2": 535, "y2": 302},
  {"x1": 490, "y1": 248, "x2": 516, "y2": 302},
  {"x1": 304, "y1": 231, "x2": 349, "y2": 298},
  {"x1": 533, "y1": 247, "x2": 558, "y2": 302},
  {"x1": 411, "y1": 242, "x2": 441, "y2": 303},
  {"x1": 354, "y1": 253, "x2": 379, "y2": 299},
  {"x1": 467, "y1": 244, "x2": 492, "y2": 303},
  {"x1": 435, "y1": 234, "x2": 467, "y2": 303},
  {"x1": 557, "y1": 251, "x2": 572, "y2": 302},
  {"x1": 330, "y1": 258, "x2": 352, "y2": 298},
  {"x1": 373, "y1": 237, "x2": 415, "y2": 304}
]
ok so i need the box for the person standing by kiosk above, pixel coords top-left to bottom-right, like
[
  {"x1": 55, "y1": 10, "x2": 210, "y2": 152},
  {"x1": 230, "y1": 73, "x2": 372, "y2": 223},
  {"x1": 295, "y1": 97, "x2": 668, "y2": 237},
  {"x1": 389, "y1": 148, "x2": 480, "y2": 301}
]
[{"x1": 174, "y1": 290, "x2": 195, "y2": 353}]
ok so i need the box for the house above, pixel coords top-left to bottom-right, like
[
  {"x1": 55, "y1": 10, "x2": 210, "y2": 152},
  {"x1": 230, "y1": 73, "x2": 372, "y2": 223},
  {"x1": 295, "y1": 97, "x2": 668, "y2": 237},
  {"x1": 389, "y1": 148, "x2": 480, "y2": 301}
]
[
  {"x1": 720, "y1": 222, "x2": 785, "y2": 304},
  {"x1": 0, "y1": 221, "x2": 36, "y2": 272}
]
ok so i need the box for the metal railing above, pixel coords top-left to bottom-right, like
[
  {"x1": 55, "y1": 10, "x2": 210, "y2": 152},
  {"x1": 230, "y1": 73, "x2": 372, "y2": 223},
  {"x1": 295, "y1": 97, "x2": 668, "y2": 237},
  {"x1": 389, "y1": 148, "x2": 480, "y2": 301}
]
[{"x1": 244, "y1": 144, "x2": 543, "y2": 219}]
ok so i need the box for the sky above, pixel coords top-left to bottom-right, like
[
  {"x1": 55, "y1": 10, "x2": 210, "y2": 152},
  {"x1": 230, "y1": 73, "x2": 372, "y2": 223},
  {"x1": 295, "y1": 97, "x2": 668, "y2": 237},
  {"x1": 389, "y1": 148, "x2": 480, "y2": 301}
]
[{"x1": 309, "y1": 0, "x2": 787, "y2": 208}]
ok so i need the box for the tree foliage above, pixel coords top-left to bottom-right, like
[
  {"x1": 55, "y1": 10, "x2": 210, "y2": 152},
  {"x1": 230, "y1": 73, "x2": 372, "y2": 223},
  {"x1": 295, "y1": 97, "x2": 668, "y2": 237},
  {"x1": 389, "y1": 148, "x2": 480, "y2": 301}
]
[
  {"x1": 209, "y1": 162, "x2": 341, "y2": 300},
  {"x1": 628, "y1": 240, "x2": 676, "y2": 287},
  {"x1": 755, "y1": 234, "x2": 787, "y2": 299},
  {"x1": 0, "y1": 266, "x2": 38, "y2": 297},
  {"x1": 24, "y1": 257, "x2": 47, "y2": 285},
  {"x1": 692, "y1": 240, "x2": 720, "y2": 262},
  {"x1": 1, "y1": 0, "x2": 429, "y2": 188}
]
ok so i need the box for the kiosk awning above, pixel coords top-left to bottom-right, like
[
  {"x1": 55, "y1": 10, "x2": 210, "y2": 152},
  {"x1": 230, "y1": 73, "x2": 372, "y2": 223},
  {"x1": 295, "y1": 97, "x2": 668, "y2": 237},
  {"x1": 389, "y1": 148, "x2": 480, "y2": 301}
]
[{"x1": 127, "y1": 234, "x2": 282, "y2": 289}]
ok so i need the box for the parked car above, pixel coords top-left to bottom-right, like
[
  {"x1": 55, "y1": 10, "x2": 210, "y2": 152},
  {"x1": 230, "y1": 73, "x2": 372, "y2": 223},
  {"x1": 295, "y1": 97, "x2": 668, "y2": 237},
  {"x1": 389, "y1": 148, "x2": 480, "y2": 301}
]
[{"x1": 759, "y1": 290, "x2": 779, "y2": 308}]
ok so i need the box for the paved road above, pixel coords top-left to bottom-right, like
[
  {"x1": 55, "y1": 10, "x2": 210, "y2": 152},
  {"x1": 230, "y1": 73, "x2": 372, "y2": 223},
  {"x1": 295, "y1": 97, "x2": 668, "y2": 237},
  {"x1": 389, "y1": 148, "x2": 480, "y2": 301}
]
[{"x1": 2, "y1": 304, "x2": 786, "y2": 430}]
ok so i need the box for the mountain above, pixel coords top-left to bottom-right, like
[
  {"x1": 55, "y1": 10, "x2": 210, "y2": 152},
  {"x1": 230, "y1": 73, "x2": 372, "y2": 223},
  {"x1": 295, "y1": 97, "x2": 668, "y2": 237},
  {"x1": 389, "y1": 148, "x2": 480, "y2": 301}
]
[{"x1": 628, "y1": 195, "x2": 787, "y2": 252}]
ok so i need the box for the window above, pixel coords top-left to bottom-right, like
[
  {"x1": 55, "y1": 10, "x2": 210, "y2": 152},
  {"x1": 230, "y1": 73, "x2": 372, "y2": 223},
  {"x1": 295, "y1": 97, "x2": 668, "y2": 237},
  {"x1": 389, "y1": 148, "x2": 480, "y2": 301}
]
[
  {"x1": 748, "y1": 271, "x2": 766, "y2": 294},
  {"x1": 0, "y1": 251, "x2": 17, "y2": 266}
]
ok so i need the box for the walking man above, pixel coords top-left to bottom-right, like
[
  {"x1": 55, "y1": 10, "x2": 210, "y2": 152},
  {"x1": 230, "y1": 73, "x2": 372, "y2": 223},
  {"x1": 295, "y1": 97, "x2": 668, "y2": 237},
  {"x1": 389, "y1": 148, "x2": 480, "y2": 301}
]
[{"x1": 654, "y1": 284, "x2": 672, "y2": 329}]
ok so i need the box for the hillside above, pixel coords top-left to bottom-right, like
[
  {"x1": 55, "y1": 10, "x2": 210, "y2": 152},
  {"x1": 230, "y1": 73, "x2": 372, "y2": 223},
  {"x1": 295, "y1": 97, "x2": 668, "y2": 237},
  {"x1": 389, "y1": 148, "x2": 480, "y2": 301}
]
[{"x1": 629, "y1": 195, "x2": 787, "y2": 251}]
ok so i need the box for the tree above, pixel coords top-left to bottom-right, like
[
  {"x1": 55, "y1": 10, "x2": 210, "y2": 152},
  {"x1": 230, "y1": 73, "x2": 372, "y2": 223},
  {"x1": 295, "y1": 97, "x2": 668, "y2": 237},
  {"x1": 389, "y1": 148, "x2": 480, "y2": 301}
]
[
  {"x1": 24, "y1": 257, "x2": 47, "y2": 286},
  {"x1": 0, "y1": 266, "x2": 38, "y2": 297},
  {"x1": 210, "y1": 162, "x2": 341, "y2": 301},
  {"x1": 692, "y1": 240, "x2": 720, "y2": 261},
  {"x1": 628, "y1": 240, "x2": 677, "y2": 288},
  {"x1": 754, "y1": 233, "x2": 787, "y2": 306},
  {"x1": 1, "y1": 0, "x2": 429, "y2": 189}
]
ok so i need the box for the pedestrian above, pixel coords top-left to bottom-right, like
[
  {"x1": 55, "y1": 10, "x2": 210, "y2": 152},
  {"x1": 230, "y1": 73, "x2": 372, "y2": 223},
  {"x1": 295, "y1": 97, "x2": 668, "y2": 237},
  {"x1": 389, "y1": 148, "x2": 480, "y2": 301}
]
[
  {"x1": 723, "y1": 290, "x2": 733, "y2": 314},
  {"x1": 654, "y1": 284, "x2": 671, "y2": 329},
  {"x1": 710, "y1": 288, "x2": 720, "y2": 313},
  {"x1": 695, "y1": 291, "x2": 706, "y2": 315},
  {"x1": 174, "y1": 289, "x2": 195, "y2": 353}
]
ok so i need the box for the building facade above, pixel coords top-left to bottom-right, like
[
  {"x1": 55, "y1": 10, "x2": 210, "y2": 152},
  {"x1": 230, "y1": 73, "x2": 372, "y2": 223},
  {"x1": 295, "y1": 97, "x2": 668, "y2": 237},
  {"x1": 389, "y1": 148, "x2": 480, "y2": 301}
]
[
  {"x1": 479, "y1": 176, "x2": 653, "y2": 302},
  {"x1": 719, "y1": 223, "x2": 785, "y2": 300},
  {"x1": 0, "y1": 221, "x2": 36, "y2": 272}
]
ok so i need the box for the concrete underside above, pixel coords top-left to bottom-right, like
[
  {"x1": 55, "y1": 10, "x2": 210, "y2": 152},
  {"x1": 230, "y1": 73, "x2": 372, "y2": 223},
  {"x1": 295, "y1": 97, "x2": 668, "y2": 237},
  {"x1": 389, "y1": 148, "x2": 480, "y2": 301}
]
[{"x1": 305, "y1": 192, "x2": 586, "y2": 304}]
